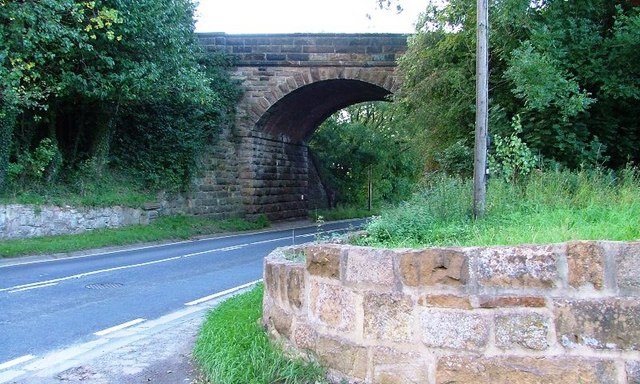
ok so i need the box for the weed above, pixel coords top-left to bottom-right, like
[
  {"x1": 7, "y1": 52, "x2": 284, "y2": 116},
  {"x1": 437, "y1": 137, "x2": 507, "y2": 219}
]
[{"x1": 282, "y1": 249, "x2": 306, "y2": 263}]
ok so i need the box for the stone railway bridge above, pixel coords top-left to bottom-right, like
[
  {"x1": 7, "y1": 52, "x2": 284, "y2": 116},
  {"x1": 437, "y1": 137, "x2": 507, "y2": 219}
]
[{"x1": 169, "y1": 33, "x2": 407, "y2": 220}]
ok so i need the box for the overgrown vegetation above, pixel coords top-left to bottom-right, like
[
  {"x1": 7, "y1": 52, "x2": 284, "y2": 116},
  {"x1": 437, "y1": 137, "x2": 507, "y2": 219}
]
[
  {"x1": 309, "y1": 102, "x2": 421, "y2": 209},
  {"x1": 0, "y1": 0, "x2": 239, "y2": 200},
  {"x1": 0, "y1": 215, "x2": 269, "y2": 258},
  {"x1": 358, "y1": 168, "x2": 640, "y2": 248},
  {"x1": 0, "y1": 172, "x2": 155, "y2": 207},
  {"x1": 194, "y1": 284, "x2": 327, "y2": 384},
  {"x1": 394, "y1": 0, "x2": 639, "y2": 175},
  {"x1": 308, "y1": 205, "x2": 378, "y2": 222}
]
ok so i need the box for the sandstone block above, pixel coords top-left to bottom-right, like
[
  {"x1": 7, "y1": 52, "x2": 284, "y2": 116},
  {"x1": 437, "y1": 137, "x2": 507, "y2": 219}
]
[
  {"x1": 375, "y1": 364, "x2": 429, "y2": 384},
  {"x1": 292, "y1": 321, "x2": 318, "y2": 351},
  {"x1": 420, "y1": 310, "x2": 488, "y2": 351},
  {"x1": 286, "y1": 265, "x2": 305, "y2": 310},
  {"x1": 475, "y1": 245, "x2": 560, "y2": 288},
  {"x1": 364, "y1": 292, "x2": 414, "y2": 342},
  {"x1": 309, "y1": 281, "x2": 356, "y2": 331},
  {"x1": 264, "y1": 262, "x2": 283, "y2": 302},
  {"x1": 495, "y1": 312, "x2": 550, "y2": 350},
  {"x1": 566, "y1": 241, "x2": 605, "y2": 289},
  {"x1": 305, "y1": 245, "x2": 342, "y2": 280},
  {"x1": 262, "y1": 296, "x2": 293, "y2": 339},
  {"x1": 372, "y1": 347, "x2": 429, "y2": 383},
  {"x1": 555, "y1": 298, "x2": 640, "y2": 351},
  {"x1": 616, "y1": 242, "x2": 640, "y2": 291},
  {"x1": 436, "y1": 356, "x2": 617, "y2": 384},
  {"x1": 345, "y1": 247, "x2": 395, "y2": 289},
  {"x1": 417, "y1": 294, "x2": 472, "y2": 309},
  {"x1": 316, "y1": 336, "x2": 368, "y2": 380},
  {"x1": 399, "y1": 248, "x2": 468, "y2": 287},
  {"x1": 478, "y1": 295, "x2": 546, "y2": 308}
]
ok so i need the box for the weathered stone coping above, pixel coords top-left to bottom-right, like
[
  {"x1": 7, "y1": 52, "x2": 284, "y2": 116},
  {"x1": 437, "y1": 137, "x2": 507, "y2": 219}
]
[{"x1": 262, "y1": 241, "x2": 640, "y2": 383}]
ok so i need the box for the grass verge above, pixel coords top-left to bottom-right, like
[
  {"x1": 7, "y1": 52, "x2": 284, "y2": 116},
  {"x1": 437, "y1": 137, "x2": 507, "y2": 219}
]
[
  {"x1": 308, "y1": 205, "x2": 378, "y2": 222},
  {"x1": 194, "y1": 284, "x2": 327, "y2": 384},
  {"x1": 358, "y1": 168, "x2": 640, "y2": 248},
  {"x1": 0, "y1": 215, "x2": 270, "y2": 258},
  {"x1": 0, "y1": 172, "x2": 156, "y2": 208}
]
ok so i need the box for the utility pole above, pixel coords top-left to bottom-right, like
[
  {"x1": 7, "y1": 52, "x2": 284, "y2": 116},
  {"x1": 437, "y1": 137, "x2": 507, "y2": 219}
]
[{"x1": 473, "y1": 0, "x2": 489, "y2": 219}]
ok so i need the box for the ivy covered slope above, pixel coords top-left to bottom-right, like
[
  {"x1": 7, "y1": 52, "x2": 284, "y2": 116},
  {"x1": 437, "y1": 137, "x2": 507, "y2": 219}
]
[
  {"x1": 0, "y1": 0, "x2": 239, "y2": 202},
  {"x1": 395, "y1": 0, "x2": 640, "y2": 174}
]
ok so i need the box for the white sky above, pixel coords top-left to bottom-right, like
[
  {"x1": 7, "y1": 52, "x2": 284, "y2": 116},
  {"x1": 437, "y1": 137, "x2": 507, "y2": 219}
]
[{"x1": 195, "y1": 0, "x2": 426, "y2": 34}]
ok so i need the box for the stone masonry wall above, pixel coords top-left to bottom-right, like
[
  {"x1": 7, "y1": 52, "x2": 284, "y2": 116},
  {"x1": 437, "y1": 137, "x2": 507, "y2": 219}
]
[
  {"x1": 160, "y1": 126, "x2": 245, "y2": 219},
  {"x1": 238, "y1": 133, "x2": 309, "y2": 220},
  {"x1": 263, "y1": 241, "x2": 640, "y2": 383},
  {"x1": 0, "y1": 204, "x2": 158, "y2": 240},
  {"x1": 198, "y1": 33, "x2": 407, "y2": 68}
]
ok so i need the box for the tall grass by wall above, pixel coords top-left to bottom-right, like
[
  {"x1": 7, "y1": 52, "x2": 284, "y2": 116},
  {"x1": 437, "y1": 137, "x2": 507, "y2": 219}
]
[{"x1": 359, "y1": 168, "x2": 640, "y2": 248}]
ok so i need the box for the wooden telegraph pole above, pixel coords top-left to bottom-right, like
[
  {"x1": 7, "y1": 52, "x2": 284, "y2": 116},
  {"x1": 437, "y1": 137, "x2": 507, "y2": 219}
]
[{"x1": 473, "y1": 0, "x2": 489, "y2": 219}]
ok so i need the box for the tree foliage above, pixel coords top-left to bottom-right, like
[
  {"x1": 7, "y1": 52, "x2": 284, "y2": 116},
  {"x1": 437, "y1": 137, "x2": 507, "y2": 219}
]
[
  {"x1": 309, "y1": 102, "x2": 421, "y2": 207},
  {"x1": 396, "y1": 0, "x2": 640, "y2": 173},
  {"x1": 0, "y1": 0, "x2": 239, "y2": 194}
]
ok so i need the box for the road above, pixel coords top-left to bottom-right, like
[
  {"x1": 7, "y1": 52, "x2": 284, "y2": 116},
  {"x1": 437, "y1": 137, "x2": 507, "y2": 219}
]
[{"x1": 0, "y1": 219, "x2": 364, "y2": 381}]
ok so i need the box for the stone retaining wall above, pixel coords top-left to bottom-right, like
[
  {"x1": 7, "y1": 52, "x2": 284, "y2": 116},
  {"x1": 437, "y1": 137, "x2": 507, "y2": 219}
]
[
  {"x1": 0, "y1": 204, "x2": 158, "y2": 240},
  {"x1": 262, "y1": 241, "x2": 640, "y2": 383}
]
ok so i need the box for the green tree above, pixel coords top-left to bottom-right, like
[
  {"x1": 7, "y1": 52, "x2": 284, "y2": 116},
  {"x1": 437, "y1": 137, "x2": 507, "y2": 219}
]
[
  {"x1": 504, "y1": 1, "x2": 640, "y2": 167},
  {"x1": 1, "y1": 0, "x2": 239, "y2": 193},
  {"x1": 309, "y1": 102, "x2": 421, "y2": 207},
  {"x1": 395, "y1": 0, "x2": 640, "y2": 172},
  {"x1": 1, "y1": 0, "x2": 122, "y2": 188}
]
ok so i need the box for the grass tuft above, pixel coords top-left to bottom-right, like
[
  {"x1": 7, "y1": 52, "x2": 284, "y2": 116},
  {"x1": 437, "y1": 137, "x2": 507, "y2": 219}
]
[
  {"x1": 358, "y1": 168, "x2": 640, "y2": 248},
  {"x1": 194, "y1": 284, "x2": 327, "y2": 384}
]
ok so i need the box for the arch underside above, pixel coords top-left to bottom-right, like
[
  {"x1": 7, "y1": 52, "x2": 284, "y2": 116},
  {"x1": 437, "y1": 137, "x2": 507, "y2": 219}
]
[{"x1": 256, "y1": 79, "x2": 392, "y2": 143}]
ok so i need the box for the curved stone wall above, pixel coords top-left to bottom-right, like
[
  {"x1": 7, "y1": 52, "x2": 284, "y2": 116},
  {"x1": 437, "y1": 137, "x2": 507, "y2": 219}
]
[{"x1": 262, "y1": 241, "x2": 640, "y2": 383}]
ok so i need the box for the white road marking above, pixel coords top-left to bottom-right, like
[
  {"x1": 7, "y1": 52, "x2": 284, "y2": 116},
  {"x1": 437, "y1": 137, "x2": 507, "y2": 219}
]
[
  {"x1": 0, "y1": 243, "x2": 265, "y2": 293},
  {"x1": 94, "y1": 318, "x2": 146, "y2": 336},
  {"x1": 1, "y1": 226, "x2": 353, "y2": 294},
  {"x1": 184, "y1": 279, "x2": 263, "y2": 306},
  {"x1": 0, "y1": 220, "x2": 355, "y2": 269},
  {"x1": 249, "y1": 237, "x2": 291, "y2": 245},
  {"x1": 0, "y1": 355, "x2": 35, "y2": 371},
  {"x1": 217, "y1": 244, "x2": 247, "y2": 252},
  {"x1": 8, "y1": 282, "x2": 58, "y2": 293}
]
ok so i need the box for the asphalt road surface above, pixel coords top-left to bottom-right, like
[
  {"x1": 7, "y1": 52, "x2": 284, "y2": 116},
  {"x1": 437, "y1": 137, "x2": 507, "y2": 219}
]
[{"x1": 0, "y1": 218, "x2": 365, "y2": 381}]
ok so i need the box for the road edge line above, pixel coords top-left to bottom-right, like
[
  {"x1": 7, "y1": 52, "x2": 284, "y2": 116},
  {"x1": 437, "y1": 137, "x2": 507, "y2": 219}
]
[
  {"x1": 94, "y1": 318, "x2": 146, "y2": 336},
  {"x1": 184, "y1": 279, "x2": 263, "y2": 306}
]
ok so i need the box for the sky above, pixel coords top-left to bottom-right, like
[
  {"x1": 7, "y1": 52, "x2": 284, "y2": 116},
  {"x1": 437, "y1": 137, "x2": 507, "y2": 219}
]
[{"x1": 195, "y1": 0, "x2": 426, "y2": 34}]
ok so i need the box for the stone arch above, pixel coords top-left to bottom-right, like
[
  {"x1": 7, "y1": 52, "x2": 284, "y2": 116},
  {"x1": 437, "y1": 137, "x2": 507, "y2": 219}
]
[
  {"x1": 257, "y1": 77, "x2": 393, "y2": 143},
  {"x1": 238, "y1": 66, "x2": 399, "y2": 140},
  {"x1": 236, "y1": 69, "x2": 399, "y2": 220}
]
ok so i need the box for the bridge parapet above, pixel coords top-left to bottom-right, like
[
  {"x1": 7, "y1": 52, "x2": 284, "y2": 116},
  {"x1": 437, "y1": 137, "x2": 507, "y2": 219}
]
[{"x1": 198, "y1": 33, "x2": 407, "y2": 67}]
